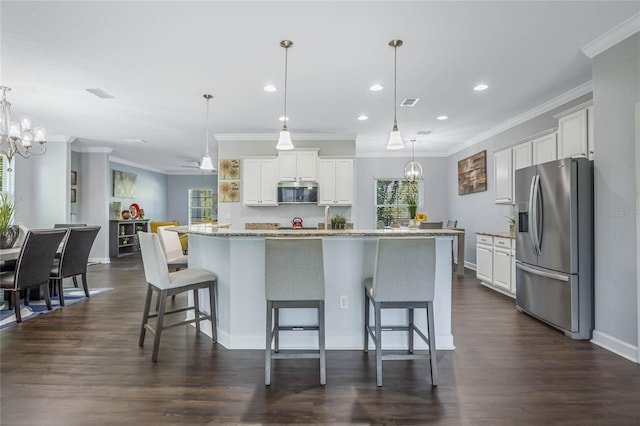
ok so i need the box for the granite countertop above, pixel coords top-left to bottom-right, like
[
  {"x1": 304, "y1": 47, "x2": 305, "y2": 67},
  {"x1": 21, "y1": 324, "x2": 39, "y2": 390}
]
[
  {"x1": 476, "y1": 231, "x2": 515, "y2": 239},
  {"x1": 172, "y1": 225, "x2": 464, "y2": 238}
]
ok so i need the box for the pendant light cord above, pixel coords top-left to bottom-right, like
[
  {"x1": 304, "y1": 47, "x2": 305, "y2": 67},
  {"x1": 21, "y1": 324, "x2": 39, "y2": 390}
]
[
  {"x1": 393, "y1": 44, "x2": 398, "y2": 128},
  {"x1": 283, "y1": 45, "x2": 288, "y2": 129},
  {"x1": 205, "y1": 97, "x2": 210, "y2": 156}
]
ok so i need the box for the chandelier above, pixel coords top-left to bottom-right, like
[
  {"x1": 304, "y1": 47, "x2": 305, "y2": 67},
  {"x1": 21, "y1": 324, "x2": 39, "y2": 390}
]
[
  {"x1": 404, "y1": 139, "x2": 423, "y2": 181},
  {"x1": 0, "y1": 86, "x2": 47, "y2": 168}
]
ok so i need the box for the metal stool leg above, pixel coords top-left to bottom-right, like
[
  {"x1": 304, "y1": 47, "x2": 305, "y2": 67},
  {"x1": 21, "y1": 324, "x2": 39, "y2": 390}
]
[
  {"x1": 408, "y1": 308, "x2": 414, "y2": 353},
  {"x1": 319, "y1": 300, "x2": 326, "y2": 385},
  {"x1": 265, "y1": 301, "x2": 273, "y2": 386},
  {"x1": 151, "y1": 290, "x2": 167, "y2": 362},
  {"x1": 193, "y1": 288, "x2": 201, "y2": 332},
  {"x1": 209, "y1": 282, "x2": 217, "y2": 342},
  {"x1": 375, "y1": 302, "x2": 383, "y2": 387},
  {"x1": 139, "y1": 286, "x2": 154, "y2": 347},
  {"x1": 363, "y1": 288, "x2": 370, "y2": 352},
  {"x1": 426, "y1": 301, "x2": 438, "y2": 386}
]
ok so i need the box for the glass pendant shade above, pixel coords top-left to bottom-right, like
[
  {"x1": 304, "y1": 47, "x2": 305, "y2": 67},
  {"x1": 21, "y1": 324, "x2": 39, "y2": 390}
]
[
  {"x1": 404, "y1": 160, "x2": 423, "y2": 181},
  {"x1": 276, "y1": 126, "x2": 294, "y2": 150},
  {"x1": 387, "y1": 128, "x2": 404, "y2": 150},
  {"x1": 0, "y1": 86, "x2": 47, "y2": 165},
  {"x1": 200, "y1": 154, "x2": 215, "y2": 170}
]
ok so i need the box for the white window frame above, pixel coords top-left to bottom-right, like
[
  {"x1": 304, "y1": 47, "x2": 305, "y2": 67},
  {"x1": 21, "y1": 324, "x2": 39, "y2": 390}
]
[{"x1": 188, "y1": 188, "x2": 216, "y2": 225}]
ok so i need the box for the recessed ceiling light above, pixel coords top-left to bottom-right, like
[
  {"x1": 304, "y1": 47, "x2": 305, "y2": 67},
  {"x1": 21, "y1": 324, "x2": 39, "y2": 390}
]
[
  {"x1": 369, "y1": 84, "x2": 384, "y2": 92},
  {"x1": 278, "y1": 116, "x2": 289, "y2": 121},
  {"x1": 436, "y1": 115, "x2": 448, "y2": 121},
  {"x1": 474, "y1": 83, "x2": 489, "y2": 91},
  {"x1": 357, "y1": 115, "x2": 368, "y2": 121},
  {"x1": 264, "y1": 84, "x2": 276, "y2": 92}
]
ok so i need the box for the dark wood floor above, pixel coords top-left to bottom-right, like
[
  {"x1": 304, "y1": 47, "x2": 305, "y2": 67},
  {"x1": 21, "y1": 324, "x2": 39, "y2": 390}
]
[{"x1": 1, "y1": 255, "x2": 639, "y2": 425}]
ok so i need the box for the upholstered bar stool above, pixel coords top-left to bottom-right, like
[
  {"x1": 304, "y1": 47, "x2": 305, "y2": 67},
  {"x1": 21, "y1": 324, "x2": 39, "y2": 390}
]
[
  {"x1": 264, "y1": 238, "x2": 326, "y2": 386},
  {"x1": 138, "y1": 231, "x2": 217, "y2": 362},
  {"x1": 363, "y1": 237, "x2": 438, "y2": 387},
  {"x1": 157, "y1": 226, "x2": 188, "y2": 269}
]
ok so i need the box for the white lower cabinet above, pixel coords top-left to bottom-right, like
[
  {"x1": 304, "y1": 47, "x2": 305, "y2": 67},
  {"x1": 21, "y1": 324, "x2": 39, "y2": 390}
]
[{"x1": 476, "y1": 235, "x2": 516, "y2": 298}]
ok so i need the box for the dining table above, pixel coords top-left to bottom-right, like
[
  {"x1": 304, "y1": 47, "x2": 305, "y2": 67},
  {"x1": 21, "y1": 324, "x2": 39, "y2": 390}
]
[{"x1": 0, "y1": 247, "x2": 20, "y2": 262}]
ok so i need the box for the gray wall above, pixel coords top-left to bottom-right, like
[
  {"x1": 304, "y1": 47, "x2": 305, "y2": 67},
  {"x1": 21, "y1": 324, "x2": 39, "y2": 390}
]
[
  {"x1": 447, "y1": 94, "x2": 593, "y2": 267},
  {"x1": 78, "y1": 151, "x2": 110, "y2": 261},
  {"x1": 592, "y1": 33, "x2": 639, "y2": 349},
  {"x1": 354, "y1": 157, "x2": 448, "y2": 230},
  {"x1": 109, "y1": 161, "x2": 168, "y2": 221},
  {"x1": 167, "y1": 174, "x2": 218, "y2": 225}
]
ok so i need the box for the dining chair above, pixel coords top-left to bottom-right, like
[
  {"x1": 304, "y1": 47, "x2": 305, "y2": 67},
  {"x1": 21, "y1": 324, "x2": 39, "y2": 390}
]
[
  {"x1": 138, "y1": 231, "x2": 218, "y2": 362},
  {"x1": 49, "y1": 225, "x2": 101, "y2": 306},
  {"x1": 264, "y1": 238, "x2": 326, "y2": 386},
  {"x1": 363, "y1": 237, "x2": 438, "y2": 387},
  {"x1": 0, "y1": 229, "x2": 67, "y2": 322}
]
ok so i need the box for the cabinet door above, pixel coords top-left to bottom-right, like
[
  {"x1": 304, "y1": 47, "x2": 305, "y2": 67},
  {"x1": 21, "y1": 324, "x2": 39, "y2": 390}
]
[
  {"x1": 317, "y1": 159, "x2": 336, "y2": 205},
  {"x1": 494, "y1": 148, "x2": 513, "y2": 204},
  {"x1": 532, "y1": 133, "x2": 557, "y2": 165},
  {"x1": 334, "y1": 159, "x2": 353, "y2": 205},
  {"x1": 587, "y1": 106, "x2": 594, "y2": 160},
  {"x1": 278, "y1": 152, "x2": 297, "y2": 181},
  {"x1": 297, "y1": 151, "x2": 318, "y2": 181},
  {"x1": 511, "y1": 248, "x2": 516, "y2": 294},
  {"x1": 493, "y1": 247, "x2": 512, "y2": 292},
  {"x1": 476, "y1": 244, "x2": 493, "y2": 282},
  {"x1": 242, "y1": 159, "x2": 262, "y2": 205},
  {"x1": 513, "y1": 142, "x2": 532, "y2": 171},
  {"x1": 558, "y1": 109, "x2": 588, "y2": 159},
  {"x1": 259, "y1": 159, "x2": 279, "y2": 205}
]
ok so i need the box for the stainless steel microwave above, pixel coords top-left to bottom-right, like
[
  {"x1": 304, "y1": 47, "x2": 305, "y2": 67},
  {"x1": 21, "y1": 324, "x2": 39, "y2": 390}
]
[{"x1": 277, "y1": 182, "x2": 318, "y2": 204}]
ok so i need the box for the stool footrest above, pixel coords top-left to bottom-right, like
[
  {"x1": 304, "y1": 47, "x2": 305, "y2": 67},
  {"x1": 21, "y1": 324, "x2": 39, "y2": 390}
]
[{"x1": 271, "y1": 350, "x2": 321, "y2": 360}]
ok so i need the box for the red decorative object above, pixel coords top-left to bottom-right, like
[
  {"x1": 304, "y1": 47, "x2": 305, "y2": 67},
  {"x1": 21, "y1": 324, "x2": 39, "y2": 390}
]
[{"x1": 129, "y1": 203, "x2": 140, "y2": 219}]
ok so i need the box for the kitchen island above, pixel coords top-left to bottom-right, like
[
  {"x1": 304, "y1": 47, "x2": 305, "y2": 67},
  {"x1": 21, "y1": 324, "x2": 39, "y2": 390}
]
[{"x1": 176, "y1": 226, "x2": 463, "y2": 351}]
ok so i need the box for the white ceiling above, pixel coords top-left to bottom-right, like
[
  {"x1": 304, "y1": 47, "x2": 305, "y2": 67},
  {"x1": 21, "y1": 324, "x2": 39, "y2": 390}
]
[{"x1": 1, "y1": 1, "x2": 638, "y2": 173}]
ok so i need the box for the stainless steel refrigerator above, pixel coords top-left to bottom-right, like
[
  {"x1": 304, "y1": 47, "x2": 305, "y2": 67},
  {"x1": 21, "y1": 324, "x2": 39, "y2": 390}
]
[{"x1": 515, "y1": 157, "x2": 593, "y2": 340}]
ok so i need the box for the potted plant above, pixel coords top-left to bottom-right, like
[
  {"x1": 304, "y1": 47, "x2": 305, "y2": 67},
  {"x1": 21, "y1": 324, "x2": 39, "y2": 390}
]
[
  {"x1": 331, "y1": 214, "x2": 346, "y2": 230},
  {"x1": 0, "y1": 192, "x2": 19, "y2": 249},
  {"x1": 506, "y1": 216, "x2": 516, "y2": 237},
  {"x1": 405, "y1": 181, "x2": 419, "y2": 220}
]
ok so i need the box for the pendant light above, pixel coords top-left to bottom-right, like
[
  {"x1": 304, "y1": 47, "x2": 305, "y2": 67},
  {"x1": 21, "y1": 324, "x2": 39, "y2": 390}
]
[
  {"x1": 276, "y1": 40, "x2": 294, "y2": 150},
  {"x1": 404, "y1": 139, "x2": 423, "y2": 181},
  {"x1": 386, "y1": 39, "x2": 404, "y2": 150},
  {"x1": 199, "y1": 94, "x2": 215, "y2": 171}
]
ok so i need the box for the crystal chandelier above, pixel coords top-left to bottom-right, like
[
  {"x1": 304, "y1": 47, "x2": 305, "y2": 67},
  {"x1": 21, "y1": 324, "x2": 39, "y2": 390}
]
[
  {"x1": 404, "y1": 139, "x2": 423, "y2": 181},
  {"x1": 0, "y1": 86, "x2": 47, "y2": 168}
]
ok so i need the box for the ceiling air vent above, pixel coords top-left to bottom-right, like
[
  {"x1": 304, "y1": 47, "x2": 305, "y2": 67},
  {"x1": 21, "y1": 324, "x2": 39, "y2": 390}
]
[
  {"x1": 400, "y1": 97, "x2": 419, "y2": 107},
  {"x1": 85, "y1": 88, "x2": 116, "y2": 99}
]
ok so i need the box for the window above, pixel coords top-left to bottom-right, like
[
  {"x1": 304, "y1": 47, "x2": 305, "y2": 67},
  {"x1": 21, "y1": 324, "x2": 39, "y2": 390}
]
[
  {"x1": 0, "y1": 156, "x2": 15, "y2": 194},
  {"x1": 188, "y1": 189, "x2": 216, "y2": 225},
  {"x1": 375, "y1": 179, "x2": 422, "y2": 226}
]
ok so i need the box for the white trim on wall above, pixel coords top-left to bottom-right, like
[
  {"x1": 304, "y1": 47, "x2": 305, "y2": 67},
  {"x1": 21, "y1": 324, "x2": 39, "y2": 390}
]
[
  {"x1": 581, "y1": 12, "x2": 640, "y2": 59},
  {"x1": 636, "y1": 101, "x2": 640, "y2": 363}
]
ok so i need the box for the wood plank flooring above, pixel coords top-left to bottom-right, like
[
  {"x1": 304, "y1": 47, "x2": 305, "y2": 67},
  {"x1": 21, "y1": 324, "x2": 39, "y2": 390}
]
[{"x1": 1, "y1": 255, "x2": 639, "y2": 425}]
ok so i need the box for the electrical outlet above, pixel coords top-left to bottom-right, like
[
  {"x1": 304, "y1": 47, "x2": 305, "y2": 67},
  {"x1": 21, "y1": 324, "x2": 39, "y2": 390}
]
[{"x1": 339, "y1": 295, "x2": 348, "y2": 309}]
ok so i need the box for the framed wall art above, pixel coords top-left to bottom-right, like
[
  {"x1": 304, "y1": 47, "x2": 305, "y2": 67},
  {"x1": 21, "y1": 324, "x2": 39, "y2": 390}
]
[
  {"x1": 458, "y1": 150, "x2": 487, "y2": 195},
  {"x1": 113, "y1": 170, "x2": 137, "y2": 198},
  {"x1": 70, "y1": 170, "x2": 77, "y2": 186},
  {"x1": 219, "y1": 159, "x2": 240, "y2": 180},
  {"x1": 71, "y1": 188, "x2": 77, "y2": 203},
  {"x1": 219, "y1": 181, "x2": 240, "y2": 202}
]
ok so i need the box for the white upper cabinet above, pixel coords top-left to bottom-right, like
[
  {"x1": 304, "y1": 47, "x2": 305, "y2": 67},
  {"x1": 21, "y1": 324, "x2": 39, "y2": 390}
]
[
  {"x1": 278, "y1": 150, "x2": 318, "y2": 182},
  {"x1": 532, "y1": 132, "x2": 557, "y2": 165},
  {"x1": 317, "y1": 158, "x2": 353, "y2": 205},
  {"x1": 512, "y1": 141, "x2": 532, "y2": 171},
  {"x1": 556, "y1": 101, "x2": 593, "y2": 160},
  {"x1": 242, "y1": 158, "x2": 278, "y2": 206},
  {"x1": 494, "y1": 148, "x2": 513, "y2": 204}
]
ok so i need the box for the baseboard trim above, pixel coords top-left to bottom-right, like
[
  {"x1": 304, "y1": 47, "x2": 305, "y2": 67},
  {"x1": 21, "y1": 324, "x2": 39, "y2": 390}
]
[
  {"x1": 88, "y1": 257, "x2": 110, "y2": 264},
  {"x1": 591, "y1": 330, "x2": 639, "y2": 363},
  {"x1": 464, "y1": 261, "x2": 476, "y2": 271}
]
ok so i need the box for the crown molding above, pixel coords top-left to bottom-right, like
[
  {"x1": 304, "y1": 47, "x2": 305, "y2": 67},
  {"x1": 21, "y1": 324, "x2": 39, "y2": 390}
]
[
  {"x1": 445, "y1": 81, "x2": 593, "y2": 156},
  {"x1": 582, "y1": 12, "x2": 640, "y2": 59},
  {"x1": 72, "y1": 146, "x2": 113, "y2": 154},
  {"x1": 46, "y1": 135, "x2": 74, "y2": 143},
  {"x1": 216, "y1": 133, "x2": 355, "y2": 142},
  {"x1": 110, "y1": 156, "x2": 167, "y2": 174}
]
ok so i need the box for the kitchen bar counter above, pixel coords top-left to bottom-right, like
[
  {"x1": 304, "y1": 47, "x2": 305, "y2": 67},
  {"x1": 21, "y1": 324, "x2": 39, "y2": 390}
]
[
  {"x1": 476, "y1": 231, "x2": 514, "y2": 239},
  {"x1": 178, "y1": 226, "x2": 460, "y2": 351}
]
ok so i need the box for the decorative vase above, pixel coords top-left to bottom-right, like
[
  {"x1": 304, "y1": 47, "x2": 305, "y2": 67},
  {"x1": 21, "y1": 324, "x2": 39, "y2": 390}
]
[
  {"x1": 0, "y1": 225, "x2": 20, "y2": 249},
  {"x1": 509, "y1": 223, "x2": 515, "y2": 237}
]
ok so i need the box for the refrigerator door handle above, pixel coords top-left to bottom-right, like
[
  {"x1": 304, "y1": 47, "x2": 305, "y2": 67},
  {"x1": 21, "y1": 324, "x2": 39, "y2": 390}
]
[
  {"x1": 516, "y1": 261, "x2": 570, "y2": 282},
  {"x1": 534, "y1": 174, "x2": 543, "y2": 254},
  {"x1": 528, "y1": 175, "x2": 538, "y2": 255}
]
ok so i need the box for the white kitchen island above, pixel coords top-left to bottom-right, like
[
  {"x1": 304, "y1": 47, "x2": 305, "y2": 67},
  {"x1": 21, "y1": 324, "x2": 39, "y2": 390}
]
[{"x1": 177, "y1": 226, "x2": 462, "y2": 351}]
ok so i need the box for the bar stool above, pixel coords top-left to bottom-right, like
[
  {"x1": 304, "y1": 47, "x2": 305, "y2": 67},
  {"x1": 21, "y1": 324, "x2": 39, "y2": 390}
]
[
  {"x1": 138, "y1": 231, "x2": 217, "y2": 362},
  {"x1": 363, "y1": 237, "x2": 438, "y2": 387},
  {"x1": 264, "y1": 238, "x2": 325, "y2": 386}
]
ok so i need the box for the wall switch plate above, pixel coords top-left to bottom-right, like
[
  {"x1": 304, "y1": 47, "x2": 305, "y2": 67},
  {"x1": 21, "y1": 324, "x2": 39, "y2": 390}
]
[{"x1": 339, "y1": 295, "x2": 348, "y2": 309}]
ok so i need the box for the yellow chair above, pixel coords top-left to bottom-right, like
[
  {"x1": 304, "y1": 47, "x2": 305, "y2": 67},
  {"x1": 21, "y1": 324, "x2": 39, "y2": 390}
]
[{"x1": 149, "y1": 221, "x2": 188, "y2": 252}]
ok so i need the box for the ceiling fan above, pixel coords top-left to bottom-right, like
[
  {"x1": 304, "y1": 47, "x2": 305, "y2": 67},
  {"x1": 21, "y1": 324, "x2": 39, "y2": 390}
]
[{"x1": 181, "y1": 160, "x2": 217, "y2": 172}]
